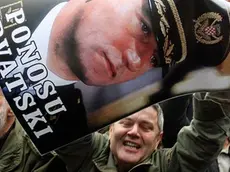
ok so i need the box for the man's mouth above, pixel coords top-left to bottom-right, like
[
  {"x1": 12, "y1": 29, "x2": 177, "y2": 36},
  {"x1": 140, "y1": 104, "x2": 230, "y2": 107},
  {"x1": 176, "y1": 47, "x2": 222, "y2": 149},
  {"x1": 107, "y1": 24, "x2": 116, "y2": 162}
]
[
  {"x1": 123, "y1": 141, "x2": 141, "y2": 150},
  {"x1": 103, "y1": 52, "x2": 117, "y2": 78}
]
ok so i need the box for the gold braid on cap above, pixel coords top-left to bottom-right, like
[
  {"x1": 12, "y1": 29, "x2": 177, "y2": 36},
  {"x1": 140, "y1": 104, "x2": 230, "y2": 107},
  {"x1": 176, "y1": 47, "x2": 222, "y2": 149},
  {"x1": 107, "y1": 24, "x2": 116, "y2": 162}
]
[
  {"x1": 167, "y1": 0, "x2": 187, "y2": 63},
  {"x1": 154, "y1": 0, "x2": 187, "y2": 64}
]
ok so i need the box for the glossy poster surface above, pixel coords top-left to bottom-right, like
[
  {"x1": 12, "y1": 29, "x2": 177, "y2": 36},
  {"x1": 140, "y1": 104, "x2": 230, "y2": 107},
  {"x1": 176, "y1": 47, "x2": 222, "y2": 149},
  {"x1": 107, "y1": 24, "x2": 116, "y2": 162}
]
[{"x1": 0, "y1": 0, "x2": 229, "y2": 154}]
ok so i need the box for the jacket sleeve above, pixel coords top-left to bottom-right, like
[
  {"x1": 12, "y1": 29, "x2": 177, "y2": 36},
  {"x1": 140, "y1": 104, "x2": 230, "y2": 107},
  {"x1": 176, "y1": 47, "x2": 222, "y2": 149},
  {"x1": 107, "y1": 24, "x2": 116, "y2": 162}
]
[
  {"x1": 56, "y1": 132, "x2": 107, "y2": 172},
  {"x1": 165, "y1": 93, "x2": 230, "y2": 172}
]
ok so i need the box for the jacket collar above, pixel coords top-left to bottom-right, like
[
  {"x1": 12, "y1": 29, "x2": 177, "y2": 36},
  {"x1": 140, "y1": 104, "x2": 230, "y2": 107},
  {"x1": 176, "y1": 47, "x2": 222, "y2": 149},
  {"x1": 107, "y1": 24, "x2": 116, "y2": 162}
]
[
  {"x1": 93, "y1": 139, "x2": 153, "y2": 172},
  {"x1": 0, "y1": 121, "x2": 24, "y2": 171}
]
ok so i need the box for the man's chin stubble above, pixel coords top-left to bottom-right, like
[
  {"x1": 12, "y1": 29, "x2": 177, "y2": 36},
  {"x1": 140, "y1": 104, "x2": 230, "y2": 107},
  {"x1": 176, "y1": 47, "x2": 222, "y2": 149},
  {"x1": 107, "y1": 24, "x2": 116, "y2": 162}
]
[{"x1": 59, "y1": 9, "x2": 88, "y2": 83}]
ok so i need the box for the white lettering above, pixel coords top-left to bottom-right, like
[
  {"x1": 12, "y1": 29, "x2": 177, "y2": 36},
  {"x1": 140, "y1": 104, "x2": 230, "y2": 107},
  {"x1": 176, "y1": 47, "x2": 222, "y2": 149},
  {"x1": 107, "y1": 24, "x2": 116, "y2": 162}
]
[
  {"x1": 0, "y1": 61, "x2": 17, "y2": 78},
  {"x1": 45, "y1": 97, "x2": 67, "y2": 115},
  {"x1": 34, "y1": 126, "x2": 53, "y2": 138},
  {"x1": 0, "y1": 38, "x2": 12, "y2": 55},
  {"x1": 5, "y1": 73, "x2": 27, "y2": 92},
  {"x1": 22, "y1": 108, "x2": 47, "y2": 130},
  {"x1": 34, "y1": 81, "x2": 57, "y2": 100},
  {"x1": 27, "y1": 64, "x2": 47, "y2": 82},
  {"x1": 5, "y1": 8, "x2": 25, "y2": 24},
  {"x1": 13, "y1": 92, "x2": 36, "y2": 111},
  {"x1": 12, "y1": 26, "x2": 31, "y2": 43},
  {"x1": 17, "y1": 41, "x2": 41, "y2": 65}
]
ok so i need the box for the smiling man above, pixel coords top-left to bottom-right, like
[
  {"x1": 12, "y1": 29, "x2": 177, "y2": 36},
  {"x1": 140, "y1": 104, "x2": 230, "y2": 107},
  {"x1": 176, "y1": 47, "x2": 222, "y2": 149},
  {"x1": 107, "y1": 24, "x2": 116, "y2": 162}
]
[
  {"x1": 57, "y1": 91, "x2": 230, "y2": 172},
  {"x1": 57, "y1": 104, "x2": 164, "y2": 172},
  {"x1": 109, "y1": 105, "x2": 163, "y2": 171}
]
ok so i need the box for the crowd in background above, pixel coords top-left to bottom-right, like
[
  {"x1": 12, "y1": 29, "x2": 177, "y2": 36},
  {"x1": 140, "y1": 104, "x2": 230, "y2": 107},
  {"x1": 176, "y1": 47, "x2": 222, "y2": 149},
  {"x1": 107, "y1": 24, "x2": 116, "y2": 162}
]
[{"x1": 1, "y1": 88, "x2": 230, "y2": 172}]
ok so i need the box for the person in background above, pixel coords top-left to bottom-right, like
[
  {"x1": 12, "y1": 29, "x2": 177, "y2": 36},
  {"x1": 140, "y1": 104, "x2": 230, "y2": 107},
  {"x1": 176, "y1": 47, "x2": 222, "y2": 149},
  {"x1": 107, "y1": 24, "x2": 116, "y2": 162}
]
[{"x1": 0, "y1": 89, "x2": 67, "y2": 172}]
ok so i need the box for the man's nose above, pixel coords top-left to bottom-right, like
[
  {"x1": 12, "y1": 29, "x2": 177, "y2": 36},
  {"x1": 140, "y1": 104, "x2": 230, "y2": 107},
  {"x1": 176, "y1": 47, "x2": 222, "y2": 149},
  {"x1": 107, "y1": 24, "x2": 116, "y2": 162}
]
[
  {"x1": 124, "y1": 49, "x2": 142, "y2": 72},
  {"x1": 127, "y1": 124, "x2": 140, "y2": 138}
]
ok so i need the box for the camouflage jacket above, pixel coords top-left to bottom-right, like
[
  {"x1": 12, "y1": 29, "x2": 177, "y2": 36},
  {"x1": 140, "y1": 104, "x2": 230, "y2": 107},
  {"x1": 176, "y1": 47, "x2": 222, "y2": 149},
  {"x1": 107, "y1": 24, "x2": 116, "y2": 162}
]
[
  {"x1": 57, "y1": 95, "x2": 230, "y2": 172},
  {"x1": 0, "y1": 120, "x2": 66, "y2": 172}
]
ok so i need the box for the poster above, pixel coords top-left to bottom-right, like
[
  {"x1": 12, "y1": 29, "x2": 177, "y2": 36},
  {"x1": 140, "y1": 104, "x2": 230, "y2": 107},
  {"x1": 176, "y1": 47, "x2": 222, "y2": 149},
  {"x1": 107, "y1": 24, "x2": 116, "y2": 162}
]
[{"x1": 0, "y1": 0, "x2": 229, "y2": 154}]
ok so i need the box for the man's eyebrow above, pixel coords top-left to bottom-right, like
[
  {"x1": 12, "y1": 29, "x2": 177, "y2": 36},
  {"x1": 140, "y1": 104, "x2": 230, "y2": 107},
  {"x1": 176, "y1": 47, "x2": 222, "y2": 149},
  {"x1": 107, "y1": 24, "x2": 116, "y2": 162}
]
[
  {"x1": 141, "y1": 119, "x2": 152, "y2": 124},
  {"x1": 141, "y1": 0, "x2": 153, "y2": 29},
  {"x1": 122, "y1": 117, "x2": 133, "y2": 121},
  {"x1": 140, "y1": 120, "x2": 155, "y2": 129}
]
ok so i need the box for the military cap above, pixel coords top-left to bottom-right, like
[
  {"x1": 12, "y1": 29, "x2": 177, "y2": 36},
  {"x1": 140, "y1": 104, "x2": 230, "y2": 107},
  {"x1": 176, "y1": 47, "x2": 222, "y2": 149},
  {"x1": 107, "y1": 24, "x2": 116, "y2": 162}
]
[{"x1": 148, "y1": 0, "x2": 230, "y2": 68}]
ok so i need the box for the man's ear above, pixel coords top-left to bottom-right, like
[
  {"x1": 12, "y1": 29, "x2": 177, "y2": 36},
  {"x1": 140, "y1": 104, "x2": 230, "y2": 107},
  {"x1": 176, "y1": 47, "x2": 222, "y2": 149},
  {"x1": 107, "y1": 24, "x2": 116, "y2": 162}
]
[
  {"x1": 158, "y1": 132, "x2": 163, "y2": 143},
  {"x1": 109, "y1": 124, "x2": 114, "y2": 140},
  {"x1": 7, "y1": 108, "x2": 14, "y2": 117},
  {"x1": 4, "y1": 99, "x2": 14, "y2": 118},
  {"x1": 155, "y1": 132, "x2": 163, "y2": 149},
  {"x1": 0, "y1": 96, "x2": 14, "y2": 118},
  {"x1": 159, "y1": 132, "x2": 163, "y2": 140}
]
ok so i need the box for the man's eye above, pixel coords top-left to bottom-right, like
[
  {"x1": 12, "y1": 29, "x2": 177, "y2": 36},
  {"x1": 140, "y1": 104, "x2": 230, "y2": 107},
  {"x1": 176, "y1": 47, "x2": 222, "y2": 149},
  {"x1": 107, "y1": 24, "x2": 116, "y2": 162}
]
[
  {"x1": 120, "y1": 120, "x2": 133, "y2": 127},
  {"x1": 141, "y1": 22, "x2": 150, "y2": 35},
  {"x1": 123, "y1": 122, "x2": 132, "y2": 127},
  {"x1": 140, "y1": 21, "x2": 151, "y2": 43},
  {"x1": 140, "y1": 122, "x2": 153, "y2": 131}
]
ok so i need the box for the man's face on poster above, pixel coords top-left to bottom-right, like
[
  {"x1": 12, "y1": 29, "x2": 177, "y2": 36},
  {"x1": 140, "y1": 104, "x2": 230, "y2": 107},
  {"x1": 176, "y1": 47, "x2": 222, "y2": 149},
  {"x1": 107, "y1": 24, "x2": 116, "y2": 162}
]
[{"x1": 64, "y1": 0, "x2": 157, "y2": 86}]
